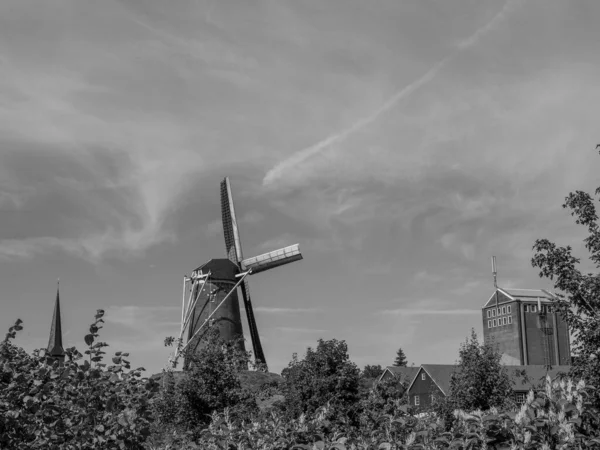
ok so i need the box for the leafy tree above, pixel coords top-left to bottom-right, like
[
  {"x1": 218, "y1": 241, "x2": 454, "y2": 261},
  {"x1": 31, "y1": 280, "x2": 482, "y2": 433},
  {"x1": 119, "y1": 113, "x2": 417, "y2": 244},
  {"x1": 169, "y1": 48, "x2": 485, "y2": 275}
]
[
  {"x1": 361, "y1": 364, "x2": 384, "y2": 379},
  {"x1": 154, "y1": 327, "x2": 257, "y2": 437},
  {"x1": 447, "y1": 329, "x2": 513, "y2": 412},
  {"x1": 0, "y1": 313, "x2": 159, "y2": 449},
  {"x1": 393, "y1": 347, "x2": 408, "y2": 367},
  {"x1": 531, "y1": 149, "x2": 600, "y2": 406},
  {"x1": 280, "y1": 339, "x2": 360, "y2": 420}
]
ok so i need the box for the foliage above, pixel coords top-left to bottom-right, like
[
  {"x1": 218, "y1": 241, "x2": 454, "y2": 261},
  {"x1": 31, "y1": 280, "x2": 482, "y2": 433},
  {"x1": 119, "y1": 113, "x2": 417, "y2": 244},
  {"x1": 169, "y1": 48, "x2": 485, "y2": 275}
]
[
  {"x1": 356, "y1": 373, "x2": 413, "y2": 437},
  {"x1": 149, "y1": 375, "x2": 600, "y2": 450},
  {"x1": 280, "y1": 339, "x2": 361, "y2": 421},
  {"x1": 152, "y1": 327, "x2": 258, "y2": 442},
  {"x1": 361, "y1": 364, "x2": 384, "y2": 379},
  {"x1": 394, "y1": 348, "x2": 408, "y2": 367},
  {"x1": 446, "y1": 329, "x2": 514, "y2": 413},
  {"x1": 531, "y1": 150, "x2": 600, "y2": 407},
  {"x1": 0, "y1": 313, "x2": 160, "y2": 449}
]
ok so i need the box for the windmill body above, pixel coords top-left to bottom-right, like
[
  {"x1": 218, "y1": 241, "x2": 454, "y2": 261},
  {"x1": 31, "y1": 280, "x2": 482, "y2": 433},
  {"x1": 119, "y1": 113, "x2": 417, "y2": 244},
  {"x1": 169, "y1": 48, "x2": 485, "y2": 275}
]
[
  {"x1": 184, "y1": 259, "x2": 246, "y2": 362},
  {"x1": 180, "y1": 177, "x2": 303, "y2": 370}
]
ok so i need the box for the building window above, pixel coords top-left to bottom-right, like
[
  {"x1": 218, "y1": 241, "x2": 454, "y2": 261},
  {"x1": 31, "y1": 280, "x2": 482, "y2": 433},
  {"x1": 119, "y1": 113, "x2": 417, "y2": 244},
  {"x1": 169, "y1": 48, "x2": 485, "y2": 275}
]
[
  {"x1": 507, "y1": 305, "x2": 511, "y2": 314},
  {"x1": 503, "y1": 317, "x2": 507, "y2": 325},
  {"x1": 492, "y1": 309, "x2": 496, "y2": 317},
  {"x1": 531, "y1": 305, "x2": 537, "y2": 313},
  {"x1": 488, "y1": 320, "x2": 492, "y2": 328},
  {"x1": 492, "y1": 319, "x2": 497, "y2": 327},
  {"x1": 524, "y1": 304, "x2": 529, "y2": 312},
  {"x1": 421, "y1": 373, "x2": 426, "y2": 381},
  {"x1": 508, "y1": 316, "x2": 512, "y2": 324},
  {"x1": 414, "y1": 395, "x2": 420, "y2": 406},
  {"x1": 497, "y1": 308, "x2": 501, "y2": 316},
  {"x1": 502, "y1": 306, "x2": 507, "y2": 315},
  {"x1": 515, "y1": 393, "x2": 526, "y2": 404},
  {"x1": 487, "y1": 310, "x2": 491, "y2": 318}
]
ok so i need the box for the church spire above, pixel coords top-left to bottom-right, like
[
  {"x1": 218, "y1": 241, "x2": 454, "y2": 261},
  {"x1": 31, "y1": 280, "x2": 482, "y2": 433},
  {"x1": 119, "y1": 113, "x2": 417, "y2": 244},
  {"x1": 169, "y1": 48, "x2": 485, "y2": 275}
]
[{"x1": 47, "y1": 279, "x2": 65, "y2": 362}]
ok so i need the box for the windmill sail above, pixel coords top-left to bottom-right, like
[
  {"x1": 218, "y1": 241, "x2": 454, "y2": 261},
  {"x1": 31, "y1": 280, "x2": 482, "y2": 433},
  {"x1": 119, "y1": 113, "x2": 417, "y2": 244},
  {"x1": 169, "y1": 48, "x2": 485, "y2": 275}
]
[
  {"x1": 221, "y1": 177, "x2": 267, "y2": 367},
  {"x1": 241, "y1": 244, "x2": 303, "y2": 275},
  {"x1": 221, "y1": 177, "x2": 243, "y2": 263},
  {"x1": 239, "y1": 279, "x2": 267, "y2": 367}
]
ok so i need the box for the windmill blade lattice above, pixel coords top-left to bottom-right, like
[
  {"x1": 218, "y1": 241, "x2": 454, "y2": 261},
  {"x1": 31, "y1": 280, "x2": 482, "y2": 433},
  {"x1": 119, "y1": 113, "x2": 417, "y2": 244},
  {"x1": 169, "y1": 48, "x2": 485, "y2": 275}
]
[
  {"x1": 239, "y1": 279, "x2": 267, "y2": 367},
  {"x1": 221, "y1": 178, "x2": 243, "y2": 264}
]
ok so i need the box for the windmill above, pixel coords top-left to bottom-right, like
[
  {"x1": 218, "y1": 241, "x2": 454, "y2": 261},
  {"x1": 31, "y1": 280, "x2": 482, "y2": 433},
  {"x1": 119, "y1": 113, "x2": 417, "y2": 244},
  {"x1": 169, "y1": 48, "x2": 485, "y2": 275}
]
[{"x1": 171, "y1": 177, "x2": 303, "y2": 370}]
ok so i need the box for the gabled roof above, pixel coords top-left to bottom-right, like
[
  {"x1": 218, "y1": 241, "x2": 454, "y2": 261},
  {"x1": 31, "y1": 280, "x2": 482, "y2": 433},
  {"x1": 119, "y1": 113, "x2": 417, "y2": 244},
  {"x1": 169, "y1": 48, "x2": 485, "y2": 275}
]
[
  {"x1": 47, "y1": 286, "x2": 65, "y2": 358},
  {"x1": 483, "y1": 288, "x2": 557, "y2": 308},
  {"x1": 405, "y1": 364, "x2": 571, "y2": 397},
  {"x1": 419, "y1": 364, "x2": 458, "y2": 396},
  {"x1": 377, "y1": 366, "x2": 420, "y2": 384}
]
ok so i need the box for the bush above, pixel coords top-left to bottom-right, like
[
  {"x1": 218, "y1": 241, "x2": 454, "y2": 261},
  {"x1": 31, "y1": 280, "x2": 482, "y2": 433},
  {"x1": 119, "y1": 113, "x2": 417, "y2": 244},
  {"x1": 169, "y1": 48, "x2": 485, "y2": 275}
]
[{"x1": 0, "y1": 313, "x2": 160, "y2": 449}]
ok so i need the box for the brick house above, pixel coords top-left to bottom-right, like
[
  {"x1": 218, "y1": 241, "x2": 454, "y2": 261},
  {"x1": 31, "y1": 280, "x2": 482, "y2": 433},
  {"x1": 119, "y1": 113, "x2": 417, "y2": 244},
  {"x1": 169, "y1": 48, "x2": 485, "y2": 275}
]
[
  {"x1": 482, "y1": 288, "x2": 571, "y2": 366},
  {"x1": 406, "y1": 365, "x2": 455, "y2": 410}
]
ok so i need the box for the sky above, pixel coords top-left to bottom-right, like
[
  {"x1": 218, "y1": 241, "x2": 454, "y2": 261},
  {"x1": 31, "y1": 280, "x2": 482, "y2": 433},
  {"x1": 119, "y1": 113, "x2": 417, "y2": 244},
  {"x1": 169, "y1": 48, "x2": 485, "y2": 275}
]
[{"x1": 1, "y1": 0, "x2": 599, "y2": 376}]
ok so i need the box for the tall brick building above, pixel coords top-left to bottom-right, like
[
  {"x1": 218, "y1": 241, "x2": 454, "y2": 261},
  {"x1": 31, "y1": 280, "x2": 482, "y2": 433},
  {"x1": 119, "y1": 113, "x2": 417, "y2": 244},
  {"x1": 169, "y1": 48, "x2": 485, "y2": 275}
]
[{"x1": 482, "y1": 288, "x2": 571, "y2": 366}]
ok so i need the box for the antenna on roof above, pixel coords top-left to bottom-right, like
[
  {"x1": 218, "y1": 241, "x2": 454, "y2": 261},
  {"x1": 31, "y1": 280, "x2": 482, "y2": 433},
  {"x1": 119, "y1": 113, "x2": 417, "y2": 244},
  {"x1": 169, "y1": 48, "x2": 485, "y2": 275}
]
[{"x1": 491, "y1": 256, "x2": 499, "y2": 307}]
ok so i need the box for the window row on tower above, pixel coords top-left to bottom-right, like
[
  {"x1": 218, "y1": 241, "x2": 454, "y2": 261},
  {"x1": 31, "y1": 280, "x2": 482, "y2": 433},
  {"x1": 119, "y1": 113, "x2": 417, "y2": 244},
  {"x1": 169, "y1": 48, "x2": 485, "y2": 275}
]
[
  {"x1": 488, "y1": 315, "x2": 512, "y2": 328},
  {"x1": 487, "y1": 304, "x2": 511, "y2": 318},
  {"x1": 524, "y1": 304, "x2": 554, "y2": 314}
]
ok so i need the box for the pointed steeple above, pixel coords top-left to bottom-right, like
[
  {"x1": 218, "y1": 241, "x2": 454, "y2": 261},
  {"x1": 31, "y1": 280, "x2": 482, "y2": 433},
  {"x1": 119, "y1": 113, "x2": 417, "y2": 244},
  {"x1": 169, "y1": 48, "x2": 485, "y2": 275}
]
[{"x1": 47, "y1": 279, "x2": 65, "y2": 361}]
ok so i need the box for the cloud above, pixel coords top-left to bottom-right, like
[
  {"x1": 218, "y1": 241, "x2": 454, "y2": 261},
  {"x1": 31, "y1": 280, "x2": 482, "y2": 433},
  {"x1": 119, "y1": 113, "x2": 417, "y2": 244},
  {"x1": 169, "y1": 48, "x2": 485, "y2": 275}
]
[
  {"x1": 240, "y1": 211, "x2": 264, "y2": 225},
  {"x1": 414, "y1": 270, "x2": 444, "y2": 284},
  {"x1": 376, "y1": 308, "x2": 480, "y2": 316},
  {"x1": 275, "y1": 327, "x2": 328, "y2": 333},
  {"x1": 261, "y1": 0, "x2": 517, "y2": 189},
  {"x1": 253, "y1": 307, "x2": 321, "y2": 314},
  {"x1": 105, "y1": 305, "x2": 180, "y2": 328}
]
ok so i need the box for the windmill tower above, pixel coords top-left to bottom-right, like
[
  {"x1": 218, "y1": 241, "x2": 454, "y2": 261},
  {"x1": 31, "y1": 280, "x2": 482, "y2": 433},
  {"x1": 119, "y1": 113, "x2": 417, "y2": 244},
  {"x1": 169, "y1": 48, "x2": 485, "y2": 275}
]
[{"x1": 172, "y1": 177, "x2": 303, "y2": 370}]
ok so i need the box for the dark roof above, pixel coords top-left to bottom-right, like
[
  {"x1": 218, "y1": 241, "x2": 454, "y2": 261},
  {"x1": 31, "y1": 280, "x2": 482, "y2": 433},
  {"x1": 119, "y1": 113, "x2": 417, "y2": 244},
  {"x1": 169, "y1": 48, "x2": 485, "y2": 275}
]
[
  {"x1": 421, "y1": 364, "x2": 458, "y2": 395},
  {"x1": 379, "y1": 366, "x2": 420, "y2": 384},
  {"x1": 47, "y1": 286, "x2": 65, "y2": 357},
  {"x1": 193, "y1": 258, "x2": 240, "y2": 281},
  {"x1": 506, "y1": 365, "x2": 571, "y2": 391}
]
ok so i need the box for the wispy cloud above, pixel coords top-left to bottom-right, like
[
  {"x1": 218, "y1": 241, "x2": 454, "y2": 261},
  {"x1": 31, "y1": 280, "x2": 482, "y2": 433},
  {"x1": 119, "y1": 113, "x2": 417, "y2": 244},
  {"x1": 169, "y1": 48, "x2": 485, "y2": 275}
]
[
  {"x1": 262, "y1": 57, "x2": 449, "y2": 188},
  {"x1": 262, "y1": 0, "x2": 516, "y2": 189}
]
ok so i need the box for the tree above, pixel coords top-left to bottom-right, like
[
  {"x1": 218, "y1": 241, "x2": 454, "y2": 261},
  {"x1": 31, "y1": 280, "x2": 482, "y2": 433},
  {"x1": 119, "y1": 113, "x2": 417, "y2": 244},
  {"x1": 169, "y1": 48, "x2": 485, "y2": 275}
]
[
  {"x1": 446, "y1": 329, "x2": 513, "y2": 412},
  {"x1": 361, "y1": 364, "x2": 384, "y2": 379},
  {"x1": 393, "y1": 348, "x2": 407, "y2": 367},
  {"x1": 155, "y1": 327, "x2": 257, "y2": 435},
  {"x1": 280, "y1": 339, "x2": 360, "y2": 419},
  {"x1": 531, "y1": 149, "x2": 600, "y2": 405}
]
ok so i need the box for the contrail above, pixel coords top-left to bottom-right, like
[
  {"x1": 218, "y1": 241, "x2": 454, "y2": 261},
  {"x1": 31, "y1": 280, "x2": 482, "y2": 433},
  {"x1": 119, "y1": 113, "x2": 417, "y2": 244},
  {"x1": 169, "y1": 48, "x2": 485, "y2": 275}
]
[{"x1": 262, "y1": 0, "x2": 516, "y2": 188}]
